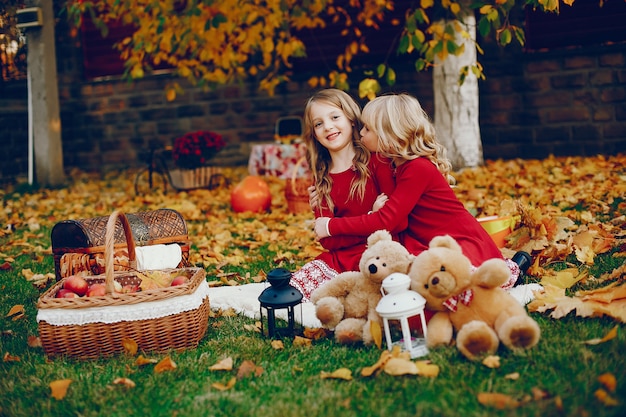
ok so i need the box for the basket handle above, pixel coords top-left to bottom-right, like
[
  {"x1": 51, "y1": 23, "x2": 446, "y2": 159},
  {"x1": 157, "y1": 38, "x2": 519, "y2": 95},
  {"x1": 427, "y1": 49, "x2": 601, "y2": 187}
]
[
  {"x1": 290, "y1": 156, "x2": 308, "y2": 196},
  {"x1": 104, "y1": 210, "x2": 137, "y2": 294}
]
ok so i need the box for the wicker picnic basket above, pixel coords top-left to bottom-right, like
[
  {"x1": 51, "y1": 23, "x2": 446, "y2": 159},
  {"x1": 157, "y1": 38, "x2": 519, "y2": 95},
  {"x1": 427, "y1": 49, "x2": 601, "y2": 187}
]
[
  {"x1": 284, "y1": 157, "x2": 313, "y2": 214},
  {"x1": 37, "y1": 210, "x2": 210, "y2": 360}
]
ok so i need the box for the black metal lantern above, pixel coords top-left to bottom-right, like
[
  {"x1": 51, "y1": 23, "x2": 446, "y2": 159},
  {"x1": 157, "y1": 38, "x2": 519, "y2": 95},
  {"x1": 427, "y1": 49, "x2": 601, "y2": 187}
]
[{"x1": 258, "y1": 268, "x2": 303, "y2": 338}]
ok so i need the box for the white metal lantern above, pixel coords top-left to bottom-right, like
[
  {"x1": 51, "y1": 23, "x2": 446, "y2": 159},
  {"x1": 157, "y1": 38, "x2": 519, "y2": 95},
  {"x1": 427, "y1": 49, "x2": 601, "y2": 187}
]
[{"x1": 376, "y1": 272, "x2": 429, "y2": 358}]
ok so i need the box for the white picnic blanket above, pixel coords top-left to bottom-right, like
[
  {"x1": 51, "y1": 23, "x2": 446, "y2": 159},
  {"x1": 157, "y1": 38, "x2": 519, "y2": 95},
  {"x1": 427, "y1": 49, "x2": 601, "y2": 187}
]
[{"x1": 208, "y1": 283, "x2": 322, "y2": 328}]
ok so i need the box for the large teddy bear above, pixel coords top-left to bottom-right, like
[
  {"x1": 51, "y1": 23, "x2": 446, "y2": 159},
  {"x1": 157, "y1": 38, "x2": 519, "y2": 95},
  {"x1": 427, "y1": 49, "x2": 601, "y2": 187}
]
[
  {"x1": 310, "y1": 230, "x2": 413, "y2": 345},
  {"x1": 409, "y1": 235, "x2": 541, "y2": 361}
]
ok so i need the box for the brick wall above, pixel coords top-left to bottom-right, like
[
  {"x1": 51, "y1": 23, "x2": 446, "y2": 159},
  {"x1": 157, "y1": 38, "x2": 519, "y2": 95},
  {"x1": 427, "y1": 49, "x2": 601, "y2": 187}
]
[{"x1": 1, "y1": 21, "x2": 625, "y2": 184}]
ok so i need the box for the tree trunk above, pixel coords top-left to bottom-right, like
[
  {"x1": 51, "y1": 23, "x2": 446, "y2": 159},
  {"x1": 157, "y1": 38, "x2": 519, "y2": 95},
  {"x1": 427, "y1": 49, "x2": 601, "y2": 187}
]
[
  {"x1": 26, "y1": 0, "x2": 65, "y2": 186},
  {"x1": 433, "y1": 13, "x2": 483, "y2": 170}
]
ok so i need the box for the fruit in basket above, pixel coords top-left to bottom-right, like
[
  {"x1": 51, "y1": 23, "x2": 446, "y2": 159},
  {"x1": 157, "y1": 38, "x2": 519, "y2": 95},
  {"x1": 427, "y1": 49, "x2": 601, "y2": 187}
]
[
  {"x1": 63, "y1": 275, "x2": 89, "y2": 296},
  {"x1": 56, "y1": 288, "x2": 79, "y2": 298},
  {"x1": 86, "y1": 283, "x2": 106, "y2": 297},
  {"x1": 230, "y1": 176, "x2": 272, "y2": 213},
  {"x1": 171, "y1": 275, "x2": 189, "y2": 286},
  {"x1": 121, "y1": 284, "x2": 140, "y2": 293}
]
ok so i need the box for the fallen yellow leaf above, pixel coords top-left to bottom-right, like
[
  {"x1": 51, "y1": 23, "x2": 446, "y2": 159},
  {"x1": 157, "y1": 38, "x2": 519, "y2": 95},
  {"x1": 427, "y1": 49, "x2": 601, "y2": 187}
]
[
  {"x1": 121, "y1": 337, "x2": 138, "y2": 356},
  {"x1": 415, "y1": 360, "x2": 440, "y2": 377},
  {"x1": 3, "y1": 352, "x2": 20, "y2": 362},
  {"x1": 370, "y1": 320, "x2": 382, "y2": 350},
  {"x1": 50, "y1": 379, "x2": 73, "y2": 400},
  {"x1": 135, "y1": 355, "x2": 158, "y2": 366},
  {"x1": 594, "y1": 388, "x2": 619, "y2": 407},
  {"x1": 597, "y1": 372, "x2": 617, "y2": 392},
  {"x1": 209, "y1": 357, "x2": 233, "y2": 371},
  {"x1": 5, "y1": 304, "x2": 24, "y2": 320},
  {"x1": 477, "y1": 392, "x2": 522, "y2": 409},
  {"x1": 583, "y1": 325, "x2": 618, "y2": 345},
  {"x1": 361, "y1": 350, "x2": 392, "y2": 377},
  {"x1": 154, "y1": 356, "x2": 177, "y2": 373},
  {"x1": 293, "y1": 336, "x2": 312, "y2": 347},
  {"x1": 27, "y1": 335, "x2": 42, "y2": 348},
  {"x1": 382, "y1": 357, "x2": 419, "y2": 376},
  {"x1": 112, "y1": 377, "x2": 136, "y2": 388},
  {"x1": 270, "y1": 340, "x2": 284, "y2": 350},
  {"x1": 320, "y1": 368, "x2": 353, "y2": 380},
  {"x1": 212, "y1": 377, "x2": 237, "y2": 391},
  {"x1": 504, "y1": 372, "x2": 520, "y2": 380},
  {"x1": 482, "y1": 355, "x2": 501, "y2": 368}
]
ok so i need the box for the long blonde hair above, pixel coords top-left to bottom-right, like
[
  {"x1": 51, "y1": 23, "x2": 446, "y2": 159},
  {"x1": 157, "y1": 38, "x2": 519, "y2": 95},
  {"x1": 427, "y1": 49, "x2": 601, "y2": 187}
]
[
  {"x1": 303, "y1": 89, "x2": 371, "y2": 212},
  {"x1": 361, "y1": 93, "x2": 455, "y2": 185}
]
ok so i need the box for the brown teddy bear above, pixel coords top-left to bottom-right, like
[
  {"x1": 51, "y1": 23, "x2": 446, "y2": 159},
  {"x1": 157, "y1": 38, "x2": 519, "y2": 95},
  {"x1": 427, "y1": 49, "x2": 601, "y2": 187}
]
[
  {"x1": 409, "y1": 235, "x2": 541, "y2": 361},
  {"x1": 310, "y1": 230, "x2": 414, "y2": 345}
]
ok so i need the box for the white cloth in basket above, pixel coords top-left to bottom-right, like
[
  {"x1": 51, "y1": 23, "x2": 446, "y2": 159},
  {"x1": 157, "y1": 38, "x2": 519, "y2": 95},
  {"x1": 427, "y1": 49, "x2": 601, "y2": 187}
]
[
  {"x1": 36, "y1": 280, "x2": 209, "y2": 326},
  {"x1": 135, "y1": 244, "x2": 182, "y2": 271}
]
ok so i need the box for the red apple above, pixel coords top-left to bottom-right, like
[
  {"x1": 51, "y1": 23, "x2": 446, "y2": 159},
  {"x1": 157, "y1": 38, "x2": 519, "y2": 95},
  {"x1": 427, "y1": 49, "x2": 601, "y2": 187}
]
[
  {"x1": 121, "y1": 284, "x2": 139, "y2": 293},
  {"x1": 171, "y1": 275, "x2": 189, "y2": 286},
  {"x1": 86, "y1": 283, "x2": 106, "y2": 297},
  {"x1": 56, "y1": 288, "x2": 79, "y2": 298},
  {"x1": 63, "y1": 275, "x2": 89, "y2": 296}
]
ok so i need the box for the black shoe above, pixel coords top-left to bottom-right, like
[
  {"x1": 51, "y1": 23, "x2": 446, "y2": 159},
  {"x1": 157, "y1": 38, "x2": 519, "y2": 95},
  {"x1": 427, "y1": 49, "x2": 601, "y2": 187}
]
[{"x1": 511, "y1": 251, "x2": 532, "y2": 287}]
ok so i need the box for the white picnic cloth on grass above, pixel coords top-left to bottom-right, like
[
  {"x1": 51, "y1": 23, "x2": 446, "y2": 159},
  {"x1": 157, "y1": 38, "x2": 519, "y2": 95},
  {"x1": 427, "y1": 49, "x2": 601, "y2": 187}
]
[{"x1": 209, "y1": 283, "x2": 322, "y2": 329}]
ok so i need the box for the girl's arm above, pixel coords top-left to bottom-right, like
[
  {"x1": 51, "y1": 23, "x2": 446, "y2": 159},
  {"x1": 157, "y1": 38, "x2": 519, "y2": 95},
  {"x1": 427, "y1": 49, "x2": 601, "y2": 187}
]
[{"x1": 316, "y1": 159, "x2": 436, "y2": 238}]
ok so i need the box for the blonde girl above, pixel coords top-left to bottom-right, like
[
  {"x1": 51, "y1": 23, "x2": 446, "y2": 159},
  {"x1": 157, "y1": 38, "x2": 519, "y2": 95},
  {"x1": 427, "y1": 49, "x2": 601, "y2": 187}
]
[
  {"x1": 314, "y1": 93, "x2": 523, "y2": 288},
  {"x1": 290, "y1": 89, "x2": 397, "y2": 300}
]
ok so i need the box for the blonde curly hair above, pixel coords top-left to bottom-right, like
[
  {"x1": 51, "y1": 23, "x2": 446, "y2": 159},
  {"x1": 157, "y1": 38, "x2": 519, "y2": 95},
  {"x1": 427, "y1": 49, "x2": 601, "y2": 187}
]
[
  {"x1": 303, "y1": 89, "x2": 371, "y2": 212},
  {"x1": 361, "y1": 93, "x2": 455, "y2": 185}
]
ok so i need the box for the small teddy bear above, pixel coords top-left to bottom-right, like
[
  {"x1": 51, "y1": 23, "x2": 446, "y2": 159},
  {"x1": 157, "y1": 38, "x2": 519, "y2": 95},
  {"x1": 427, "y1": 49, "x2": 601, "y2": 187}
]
[
  {"x1": 409, "y1": 235, "x2": 541, "y2": 361},
  {"x1": 310, "y1": 230, "x2": 414, "y2": 345}
]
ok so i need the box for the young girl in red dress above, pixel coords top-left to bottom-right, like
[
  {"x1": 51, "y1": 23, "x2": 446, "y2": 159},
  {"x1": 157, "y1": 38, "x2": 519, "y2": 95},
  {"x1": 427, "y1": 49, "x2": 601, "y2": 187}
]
[
  {"x1": 289, "y1": 89, "x2": 399, "y2": 300},
  {"x1": 313, "y1": 93, "x2": 523, "y2": 288}
]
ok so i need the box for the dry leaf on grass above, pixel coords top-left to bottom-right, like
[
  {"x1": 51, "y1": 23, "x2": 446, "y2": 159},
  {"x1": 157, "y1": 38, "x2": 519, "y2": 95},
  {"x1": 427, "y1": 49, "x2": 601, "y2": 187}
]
[
  {"x1": 5, "y1": 304, "x2": 24, "y2": 320},
  {"x1": 237, "y1": 360, "x2": 263, "y2": 379},
  {"x1": 597, "y1": 373, "x2": 617, "y2": 393},
  {"x1": 383, "y1": 357, "x2": 419, "y2": 376},
  {"x1": 320, "y1": 368, "x2": 353, "y2": 380},
  {"x1": 112, "y1": 377, "x2": 136, "y2": 388},
  {"x1": 482, "y1": 355, "x2": 501, "y2": 368},
  {"x1": 477, "y1": 392, "x2": 522, "y2": 409},
  {"x1": 154, "y1": 356, "x2": 177, "y2": 373},
  {"x1": 583, "y1": 326, "x2": 618, "y2": 345},
  {"x1": 594, "y1": 388, "x2": 620, "y2": 407},
  {"x1": 209, "y1": 357, "x2": 233, "y2": 371},
  {"x1": 135, "y1": 355, "x2": 158, "y2": 366},
  {"x1": 415, "y1": 360, "x2": 440, "y2": 377},
  {"x1": 3, "y1": 352, "x2": 20, "y2": 362},
  {"x1": 270, "y1": 340, "x2": 284, "y2": 350},
  {"x1": 50, "y1": 379, "x2": 72, "y2": 400},
  {"x1": 212, "y1": 377, "x2": 236, "y2": 391},
  {"x1": 27, "y1": 335, "x2": 42, "y2": 348}
]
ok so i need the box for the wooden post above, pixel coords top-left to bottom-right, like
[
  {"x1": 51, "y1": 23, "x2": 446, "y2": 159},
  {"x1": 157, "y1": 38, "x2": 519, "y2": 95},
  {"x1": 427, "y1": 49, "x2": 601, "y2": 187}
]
[{"x1": 24, "y1": 0, "x2": 65, "y2": 186}]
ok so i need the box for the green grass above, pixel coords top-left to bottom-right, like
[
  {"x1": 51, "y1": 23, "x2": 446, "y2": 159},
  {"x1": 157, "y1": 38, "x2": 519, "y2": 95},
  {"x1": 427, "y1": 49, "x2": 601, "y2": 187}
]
[
  {"x1": 1, "y1": 228, "x2": 624, "y2": 417},
  {"x1": 1, "y1": 160, "x2": 625, "y2": 417}
]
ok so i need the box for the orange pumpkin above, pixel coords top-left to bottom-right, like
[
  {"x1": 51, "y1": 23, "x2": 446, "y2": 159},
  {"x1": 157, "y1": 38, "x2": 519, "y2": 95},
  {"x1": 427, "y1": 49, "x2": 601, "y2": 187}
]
[{"x1": 230, "y1": 176, "x2": 272, "y2": 213}]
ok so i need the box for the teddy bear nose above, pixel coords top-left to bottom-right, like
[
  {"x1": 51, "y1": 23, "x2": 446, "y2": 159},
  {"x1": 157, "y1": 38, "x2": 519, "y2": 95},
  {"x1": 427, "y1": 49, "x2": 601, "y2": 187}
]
[
  {"x1": 431, "y1": 276, "x2": 439, "y2": 285},
  {"x1": 368, "y1": 264, "x2": 378, "y2": 274}
]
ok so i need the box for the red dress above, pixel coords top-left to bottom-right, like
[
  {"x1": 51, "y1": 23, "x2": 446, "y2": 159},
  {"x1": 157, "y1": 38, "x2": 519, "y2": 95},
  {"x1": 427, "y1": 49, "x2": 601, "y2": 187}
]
[
  {"x1": 327, "y1": 157, "x2": 504, "y2": 267},
  {"x1": 290, "y1": 154, "x2": 399, "y2": 300}
]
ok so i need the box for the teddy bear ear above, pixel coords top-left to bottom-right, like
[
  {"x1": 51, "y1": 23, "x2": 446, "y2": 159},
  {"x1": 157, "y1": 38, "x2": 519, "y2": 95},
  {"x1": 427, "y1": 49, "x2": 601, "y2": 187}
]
[
  {"x1": 429, "y1": 235, "x2": 462, "y2": 252},
  {"x1": 367, "y1": 229, "x2": 392, "y2": 247}
]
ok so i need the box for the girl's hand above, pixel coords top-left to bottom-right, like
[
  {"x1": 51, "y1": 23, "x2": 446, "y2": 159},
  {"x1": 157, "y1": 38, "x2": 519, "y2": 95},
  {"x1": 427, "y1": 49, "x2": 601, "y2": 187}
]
[
  {"x1": 371, "y1": 193, "x2": 388, "y2": 212},
  {"x1": 308, "y1": 185, "x2": 318, "y2": 209},
  {"x1": 314, "y1": 217, "x2": 331, "y2": 239}
]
